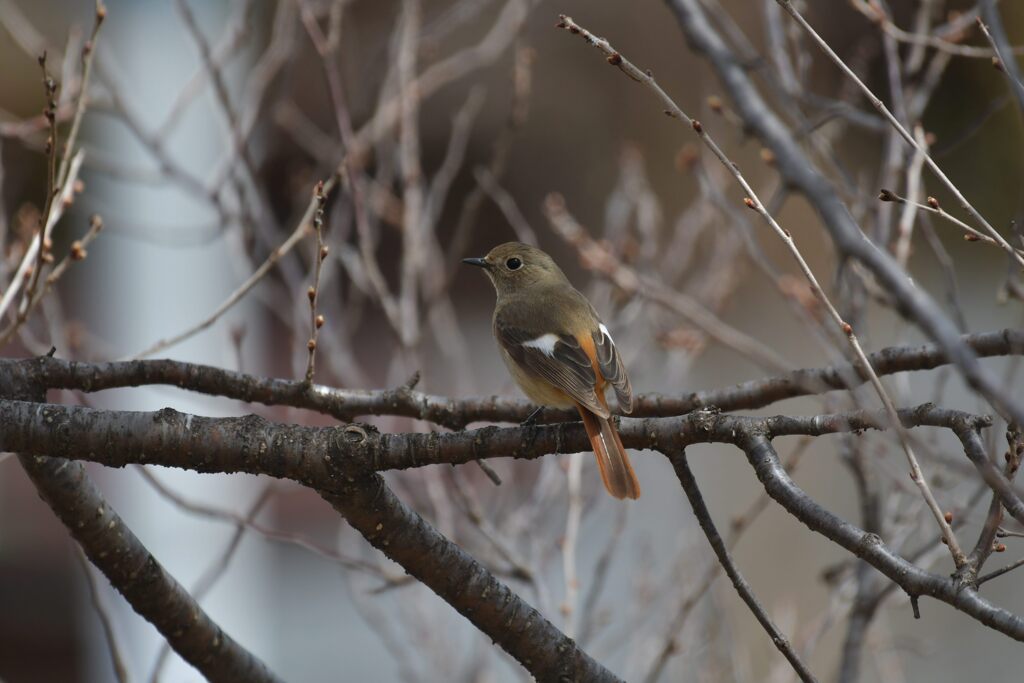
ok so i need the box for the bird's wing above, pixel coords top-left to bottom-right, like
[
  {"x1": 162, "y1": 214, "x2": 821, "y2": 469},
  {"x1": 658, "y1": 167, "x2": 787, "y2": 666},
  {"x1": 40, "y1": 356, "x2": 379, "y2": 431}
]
[
  {"x1": 591, "y1": 323, "x2": 634, "y2": 413},
  {"x1": 494, "y1": 319, "x2": 609, "y2": 418}
]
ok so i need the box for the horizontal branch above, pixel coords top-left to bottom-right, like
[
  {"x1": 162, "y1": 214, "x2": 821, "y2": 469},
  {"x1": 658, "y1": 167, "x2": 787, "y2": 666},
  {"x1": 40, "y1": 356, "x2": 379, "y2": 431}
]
[
  {"x1": 0, "y1": 399, "x2": 990, "y2": 479},
  {"x1": 12, "y1": 328, "x2": 1022, "y2": 427}
]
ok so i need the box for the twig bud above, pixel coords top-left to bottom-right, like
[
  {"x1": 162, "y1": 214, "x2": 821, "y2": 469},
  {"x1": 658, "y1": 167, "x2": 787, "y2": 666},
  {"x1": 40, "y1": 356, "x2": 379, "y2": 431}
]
[
  {"x1": 944, "y1": 511, "x2": 953, "y2": 523},
  {"x1": 315, "y1": 314, "x2": 325, "y2": 329},
  {"x1": 307, "y1": 286, "x2": 316, "y2": 302},
  {"x1": 759, "y1": 148, "x2": 776, "y2": 166},
  {"x1": 995, "y1": 543, "x2": 1007, "y2": 552},
  {"x1": 307, "y1": 339, "x2": 316, "y2": 351},
  {"x1": 964, "y1": 233, "x2": 980, "y2": 242},
  {"x1": 926, "y1": 196, "x2": 940, "y2": 209},
  {"x1": 841, "y1": 322, "x2": 853, "y2": 335},
  {"x1": 878, "y1": 189, "x2": 896, "y2": 202},
  {"x1": 707, "y1": 95, "x2": 723, "y2": 114},
  {"x1": 743, "y1": 197, "x2": 757, "y2": 210},
  {"x1": 320, "y1": 245, "x2": 329, "y2": 260},
  {"x1": 70, "y1": 241, "x2": 86, "y2": 260},
  {"x1": 691, "y1": 119, "x2": 703, "y2": 133},
  {"x1": 607, "y1": 52, "x2": 622, "y2": 66}
]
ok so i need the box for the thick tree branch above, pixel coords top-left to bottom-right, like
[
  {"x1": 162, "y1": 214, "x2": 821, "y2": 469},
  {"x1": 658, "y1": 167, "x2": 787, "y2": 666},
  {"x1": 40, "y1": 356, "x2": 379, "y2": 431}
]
[
  {"x1": 0, "y1": 398, "x2": 991, "y2": 478},
  {"x1": 4, "y1": 375, "x2": 281, "y2": 682},
  {"x1": 319, "y1": 466, "x2": 622, "y2": 682},
  {"x1": 19, "y1": 454, "x2": 283, "y2": 683}
]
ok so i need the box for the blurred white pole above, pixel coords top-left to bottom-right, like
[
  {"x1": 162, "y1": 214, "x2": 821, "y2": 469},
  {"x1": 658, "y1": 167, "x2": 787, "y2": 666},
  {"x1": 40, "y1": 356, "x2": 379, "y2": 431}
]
[{"x1": 75, "y1": 1, "x2": 275, "y2": 680}]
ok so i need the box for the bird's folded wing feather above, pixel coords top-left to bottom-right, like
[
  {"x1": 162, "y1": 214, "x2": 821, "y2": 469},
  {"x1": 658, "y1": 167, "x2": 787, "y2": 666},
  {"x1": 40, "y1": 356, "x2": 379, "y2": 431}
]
[
  {"x1": 591, "y1": 325, "x2": 634, "y2": 413},
  {"x1": 495, "y1": 322, "x2": 609, "y2": 418}
]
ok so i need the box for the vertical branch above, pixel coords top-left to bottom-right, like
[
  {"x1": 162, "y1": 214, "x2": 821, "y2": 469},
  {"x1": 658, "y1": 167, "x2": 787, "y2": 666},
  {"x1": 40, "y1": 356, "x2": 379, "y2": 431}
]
[
  {"x1": 305, "y1": 180, "x2": 328, "y2": 383},
  {"x1": 397, "y1": 0, "x2": 425, "y2": 348},
  {"x1": 74, "y1": 546, "x2": 129, "y2": 683},
  {"x1": 55, "y1": 0, "x2": 105, "y2": 190},
  {"x1": 21, "y1": 52, "x2": 60, "y2": 316}
]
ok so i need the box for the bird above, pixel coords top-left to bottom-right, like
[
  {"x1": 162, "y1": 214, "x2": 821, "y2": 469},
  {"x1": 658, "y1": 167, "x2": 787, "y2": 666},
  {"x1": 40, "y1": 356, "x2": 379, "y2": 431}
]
[{"x1": 463, "y1": 242, "x2": 640, "y2": 499}]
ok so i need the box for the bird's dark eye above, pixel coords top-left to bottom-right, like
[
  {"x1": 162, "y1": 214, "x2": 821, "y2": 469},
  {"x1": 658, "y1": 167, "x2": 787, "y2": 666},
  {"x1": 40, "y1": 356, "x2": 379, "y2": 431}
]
[{"x1": 506, "y1": 257, "x2": 522, "y2": 270}]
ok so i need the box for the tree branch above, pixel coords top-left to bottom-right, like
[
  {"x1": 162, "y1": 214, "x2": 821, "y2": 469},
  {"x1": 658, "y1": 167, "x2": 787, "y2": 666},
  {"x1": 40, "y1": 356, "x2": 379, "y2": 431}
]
[
  {"x1": 667, "y1": 448, "x2": 817, "y2": 682},
  {"x1": 11, "y1": 327, "x2": 1022, "y2": 426},
  {"x1": 737, "y1": 432, "x2": 1024, "y2": 641},
  {"x1": 19, "y1": 452, "x2": 282, "y2": 682},
  {"x1": 319, "y1": 466, "x2": 623, "y2": 682}
]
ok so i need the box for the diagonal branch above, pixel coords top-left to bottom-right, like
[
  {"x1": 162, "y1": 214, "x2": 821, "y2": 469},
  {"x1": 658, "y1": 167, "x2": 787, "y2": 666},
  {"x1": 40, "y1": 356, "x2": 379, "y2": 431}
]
[
  {"x1": 19, "y1": 452, "x2": 282, "y2": 682},
  {"x1": 667, "y1": 448, "x2": 817, "y2": 683},
  {"x1": 318, "y1": 464, "x2": 622, "y2": 681},
  {"x1": 737, "y1": 432, "x2": 1024, "y2": 641}
]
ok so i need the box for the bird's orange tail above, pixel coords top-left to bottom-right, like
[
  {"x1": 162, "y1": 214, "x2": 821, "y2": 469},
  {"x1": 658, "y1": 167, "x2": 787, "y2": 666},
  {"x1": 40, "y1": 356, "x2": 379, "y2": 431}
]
[{"x1": 576, "y1": 404, "x2": 641, "y2": 500}]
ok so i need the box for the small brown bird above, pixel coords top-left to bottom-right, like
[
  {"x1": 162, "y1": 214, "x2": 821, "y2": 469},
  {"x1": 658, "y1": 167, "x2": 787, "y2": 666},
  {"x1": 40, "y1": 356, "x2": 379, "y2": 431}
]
[{"x1": 464, "y1": 242, "x2": 640, "y2": 499}]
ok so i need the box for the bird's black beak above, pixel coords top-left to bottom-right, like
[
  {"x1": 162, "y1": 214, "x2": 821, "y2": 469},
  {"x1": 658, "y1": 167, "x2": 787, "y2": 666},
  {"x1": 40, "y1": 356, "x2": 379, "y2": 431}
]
[{"x1": 462, "y1": 257, "x2": 488, "y2": 268}]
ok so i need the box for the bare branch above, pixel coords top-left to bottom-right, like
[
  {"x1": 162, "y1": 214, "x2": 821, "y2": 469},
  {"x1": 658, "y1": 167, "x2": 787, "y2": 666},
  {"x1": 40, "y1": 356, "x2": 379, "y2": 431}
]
[{"x1": 668, "y1": 448, "x2": 817, "y2": 683}]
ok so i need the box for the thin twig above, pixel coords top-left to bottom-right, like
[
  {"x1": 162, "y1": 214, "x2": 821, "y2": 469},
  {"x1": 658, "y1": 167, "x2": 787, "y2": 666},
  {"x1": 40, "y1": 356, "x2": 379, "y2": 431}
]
[
  {"x1": 74, "y1": 546, "x2": 129, "y2": 683},
  {"x1": 305, "y1": 181, "x2": 328, "y2": 383},
  {"x1": 977, "y1": 6, "x2": 1024, "y2": 114},
  {"x1": 127, "y1": 178, "x2": 335, "y2": 360},
  {"x1": 878, "y1": 188, "x2": 1006, "y2": 248},
  {"x1": 776, "y1": 0, "x2": 1024, "y2": 271},
  {"x1": 0, "y1": 213, "x2": 103, "y2": 346},
  {"x1": 0, "y1": 150, "x2": 84, "y2": 325}
]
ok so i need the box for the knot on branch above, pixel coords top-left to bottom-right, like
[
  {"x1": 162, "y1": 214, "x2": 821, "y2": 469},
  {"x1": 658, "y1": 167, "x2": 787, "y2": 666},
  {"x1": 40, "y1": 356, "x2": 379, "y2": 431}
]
[
  {"x1": 952, "y1": 564, "x2": 979, "y2": 592},
  {"x1": 854, "y1": 532, "x2": 883, "y2": 558},
  {"x1": 690, "y1": 406, "x2": 722, "y2": 433},
  {"x1": 327, "y1": 423, "x2": 382, "y2": 481}
]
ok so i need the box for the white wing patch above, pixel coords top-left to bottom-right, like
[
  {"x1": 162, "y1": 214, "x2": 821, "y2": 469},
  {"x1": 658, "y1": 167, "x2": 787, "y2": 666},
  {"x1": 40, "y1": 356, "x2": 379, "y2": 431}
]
[
  {"x1": 599, "y1": 323, "x2": 614, "y2": 344},
  {"x1": 522, "y1": 333, "x2": 560, "y2": 357}
]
